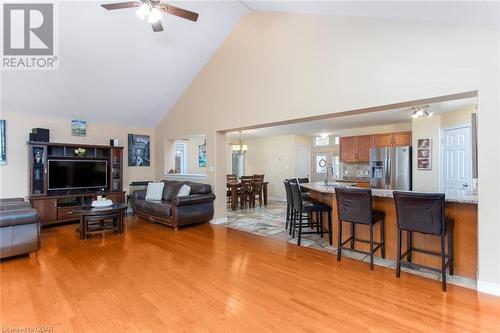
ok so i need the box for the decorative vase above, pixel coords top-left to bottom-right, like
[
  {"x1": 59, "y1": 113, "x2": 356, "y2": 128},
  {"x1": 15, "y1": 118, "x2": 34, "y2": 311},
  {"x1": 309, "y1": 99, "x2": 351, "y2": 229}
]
[{"x1": 75, "y1": 148, "x2": 86, "y2": 157}]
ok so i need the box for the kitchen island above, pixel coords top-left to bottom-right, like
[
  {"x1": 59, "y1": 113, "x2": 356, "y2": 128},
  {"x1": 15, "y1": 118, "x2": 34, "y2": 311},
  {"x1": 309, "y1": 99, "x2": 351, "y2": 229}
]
[{"x1": 300, "y1": 182, "x2": 478, "y2": 279}]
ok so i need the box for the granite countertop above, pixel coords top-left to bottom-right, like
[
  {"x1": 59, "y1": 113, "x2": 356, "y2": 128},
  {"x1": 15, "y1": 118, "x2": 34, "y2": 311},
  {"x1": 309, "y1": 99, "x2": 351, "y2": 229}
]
[
  {"x1": 300, "y1": 182, "x2": 478, "y2": 205},
  {"x1": 333, "y1": 178, "x2": 370, "y2": 183}
]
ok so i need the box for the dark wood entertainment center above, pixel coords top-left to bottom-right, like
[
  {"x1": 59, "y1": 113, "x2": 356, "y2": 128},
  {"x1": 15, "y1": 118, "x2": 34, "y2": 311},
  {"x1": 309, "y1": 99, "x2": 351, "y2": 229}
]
[{"x1": 27, "y1": 142, "x2": 126, "y2": 226}]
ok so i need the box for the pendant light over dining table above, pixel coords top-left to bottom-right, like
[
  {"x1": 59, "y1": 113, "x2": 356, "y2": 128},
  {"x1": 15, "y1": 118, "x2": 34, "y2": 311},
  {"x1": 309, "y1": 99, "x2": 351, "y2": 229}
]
[{"x1": 232, "y1": 131, "x2": 248, "y2": 155}]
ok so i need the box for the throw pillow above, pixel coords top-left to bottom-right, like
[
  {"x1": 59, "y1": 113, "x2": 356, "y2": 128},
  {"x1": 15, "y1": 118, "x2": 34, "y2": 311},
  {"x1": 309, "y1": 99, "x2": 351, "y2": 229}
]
[
  {"x1": 177, "y1": 184, "x2": 191, "y2": 197},
  {"x1": 145, "y1": 182, "x2": 165, "y2": 201}
]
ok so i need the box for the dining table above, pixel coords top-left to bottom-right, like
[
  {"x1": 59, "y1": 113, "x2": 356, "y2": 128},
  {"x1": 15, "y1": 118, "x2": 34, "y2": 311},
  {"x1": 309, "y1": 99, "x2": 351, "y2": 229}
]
[{"x1": 227, "y1": 181, "x2": 269, "y2": 210}]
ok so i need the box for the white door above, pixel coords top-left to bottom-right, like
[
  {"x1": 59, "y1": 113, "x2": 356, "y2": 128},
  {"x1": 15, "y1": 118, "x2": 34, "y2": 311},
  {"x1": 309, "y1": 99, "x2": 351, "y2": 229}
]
[
  {"x1": 295, "y1": 144, "x2": 311, "y2": 178},
  {"x1": 442, "y1": 126, "x2": 472, "y2": 196}
]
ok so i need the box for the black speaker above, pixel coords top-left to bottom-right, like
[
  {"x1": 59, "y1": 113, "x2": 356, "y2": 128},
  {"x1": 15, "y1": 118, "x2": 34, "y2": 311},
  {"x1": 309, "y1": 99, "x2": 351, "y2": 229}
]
[{"x1": 31, "y1": 128, "x2": 49, "y2": 142}]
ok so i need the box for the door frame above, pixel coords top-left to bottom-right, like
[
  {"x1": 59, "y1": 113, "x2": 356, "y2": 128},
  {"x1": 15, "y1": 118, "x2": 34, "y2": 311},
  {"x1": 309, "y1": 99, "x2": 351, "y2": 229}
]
[{"x1": 439, "y1": 124, "x2": 472, "y2": 193}]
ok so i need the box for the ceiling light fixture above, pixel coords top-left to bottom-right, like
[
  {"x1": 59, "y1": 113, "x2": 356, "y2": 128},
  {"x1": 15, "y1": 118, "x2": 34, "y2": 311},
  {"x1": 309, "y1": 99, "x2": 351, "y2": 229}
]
[
  {"x1": 135, "y1": 3, "x2": 149, "y2": 19},
  {"x1": 411, "y1": 105, "x2": 432, "y2": 119},
  {"x1": 232, "y1": 132, "x2": 248, "y2": 155},
  {"x1": 148, "y1": 7, "x2": 163, "y2": 23}
]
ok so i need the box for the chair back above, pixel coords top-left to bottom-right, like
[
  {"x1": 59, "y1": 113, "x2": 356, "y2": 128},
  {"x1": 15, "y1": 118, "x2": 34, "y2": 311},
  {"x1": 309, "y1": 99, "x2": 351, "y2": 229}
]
[
  {"x1": 252, "y1": 174, "x2": 265, "y2": 194},
  {"x1": 289, "y1": 180, "x2": 303, "y2": 211},
  {"x1": 240, "y1": 176, "x2": 253, "y2": 193},
  {"x1": 334, "y1": 187, "x2": 373, "y2": 225},
  {"x1": 227, "y1": 174, "x2": 237, "y2": 183},
  {"x1": 283, "y1": 180, "x2": 293, "y2": 207},
  {"x1": 393, "y1": 191, "x2": 446, "y2": 235},
  {"x1": 297, "y1": 177, "x2": 310, "y2": 193}
]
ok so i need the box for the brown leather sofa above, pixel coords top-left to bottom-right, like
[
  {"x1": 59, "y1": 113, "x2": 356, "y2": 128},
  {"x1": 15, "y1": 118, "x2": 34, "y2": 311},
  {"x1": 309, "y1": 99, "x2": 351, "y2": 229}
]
[
  {"x1": 0, "y1": 198, "x2": 40, "y2": 259},
  {"x1": 133, "y1": 180, "x2": 216, "y2": 229}
]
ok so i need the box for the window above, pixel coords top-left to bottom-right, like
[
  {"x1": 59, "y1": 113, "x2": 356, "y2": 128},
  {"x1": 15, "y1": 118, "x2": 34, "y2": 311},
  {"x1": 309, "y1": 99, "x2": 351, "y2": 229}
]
[
  {"x1": 333, "y1": 136, "x2": 340, "y2": 145},
  {"x1": 231, "y1": 152, "x2": 245, "y2": 178},
  {"x1": 315, "y1": 155, "x2": 327, "y2": 173},
  {"x1": 174, "y1": 142, "x2": 186, "y2": 174},
  {"x1": 314, "y1": 136, "x2": 330, "y2": 146},
  {"x1": 332, "y1": 154, "x2": 340, "y2": 178}
]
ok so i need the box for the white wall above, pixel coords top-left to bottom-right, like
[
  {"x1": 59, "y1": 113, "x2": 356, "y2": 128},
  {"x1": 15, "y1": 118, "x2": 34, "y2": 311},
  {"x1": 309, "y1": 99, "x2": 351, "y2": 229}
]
[
  {"x1": 0, "y1": 112, "x2": 155, "y2": 198},
  {"x1": 243, "y1": 135, "x2": 310, "y2": 200},
  {"x1": 185, "y1": 136, "x2": 207, "y2": 175},
  {"x1": 154, "y1": 12, "x2": 500, "y2": 291},
  {"x1": 412, "y1": 115, "x2": 441, "y2": 191}
]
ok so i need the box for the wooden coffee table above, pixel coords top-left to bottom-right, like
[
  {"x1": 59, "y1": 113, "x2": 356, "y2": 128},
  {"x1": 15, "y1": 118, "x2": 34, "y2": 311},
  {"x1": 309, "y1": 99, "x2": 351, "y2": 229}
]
[{"x1": 72, "y1": 203, "x2": 128, "y2": 240}]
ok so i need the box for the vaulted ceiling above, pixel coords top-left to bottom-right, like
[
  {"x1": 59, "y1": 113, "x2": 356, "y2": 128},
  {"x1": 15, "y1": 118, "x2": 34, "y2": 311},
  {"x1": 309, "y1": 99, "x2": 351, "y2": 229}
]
[
  {"x1": 1, "y1": 1, "x2": 497, "y2": 128},
  {"x1": 1, "y1": 1, "x2": 248, "y2": 127}
]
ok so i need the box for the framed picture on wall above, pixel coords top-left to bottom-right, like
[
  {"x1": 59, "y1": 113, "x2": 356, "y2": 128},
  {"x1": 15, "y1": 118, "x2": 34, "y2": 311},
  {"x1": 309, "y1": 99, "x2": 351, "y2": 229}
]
[
  {"x1": 128, "y1": 134, "x2": 150, "y2": 166},
  {"x1": 198, "y1": 140, "x2": 206, "y2": 167},
  {"x1": 417, "y1": 138, "x2": 431, "y2": 170},
  {"x1": 0, "y1": 120, "x2": 6, "y2": 165},
  {"x1": 71, "y1": 120, "x2": 87, "y2": 137}
]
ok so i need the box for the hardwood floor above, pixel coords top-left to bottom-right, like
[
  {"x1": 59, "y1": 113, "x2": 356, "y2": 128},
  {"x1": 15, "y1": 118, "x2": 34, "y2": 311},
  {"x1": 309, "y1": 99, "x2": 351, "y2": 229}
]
[{"x1": 1, "y1": 216, "x2": 499, "y2": 332}]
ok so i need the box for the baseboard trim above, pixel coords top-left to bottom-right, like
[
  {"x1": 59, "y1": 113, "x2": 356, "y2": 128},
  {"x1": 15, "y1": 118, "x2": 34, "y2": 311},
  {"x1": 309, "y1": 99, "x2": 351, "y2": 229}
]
[
  {"x1": 477, "y1": 280, "x2": 500, "y2": 296},
  {"x1": 268, "y1": 196, "x2": 286, "y2": 203},
  {"x1": 210, "y1": 217, "x2": 228, "y2": 225}
]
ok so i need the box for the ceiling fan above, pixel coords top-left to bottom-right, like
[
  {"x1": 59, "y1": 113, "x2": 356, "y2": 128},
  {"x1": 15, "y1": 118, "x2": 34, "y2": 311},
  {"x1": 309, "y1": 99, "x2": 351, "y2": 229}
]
[{"x1": 101, "y1": 0, "x2": 199, "y2": 32}]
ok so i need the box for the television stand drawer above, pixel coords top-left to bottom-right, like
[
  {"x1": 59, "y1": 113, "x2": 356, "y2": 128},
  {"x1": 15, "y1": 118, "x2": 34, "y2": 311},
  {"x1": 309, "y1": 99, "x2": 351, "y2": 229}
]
[{"x1": 57, "y1": 206, "x2": 79, "y2": 220}]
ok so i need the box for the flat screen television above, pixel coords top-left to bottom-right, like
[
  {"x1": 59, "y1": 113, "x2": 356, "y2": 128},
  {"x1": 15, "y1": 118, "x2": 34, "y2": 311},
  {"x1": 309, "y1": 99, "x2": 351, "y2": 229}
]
[{"x1": 48, "y1": 160, "x2": 108, "y2": 191}]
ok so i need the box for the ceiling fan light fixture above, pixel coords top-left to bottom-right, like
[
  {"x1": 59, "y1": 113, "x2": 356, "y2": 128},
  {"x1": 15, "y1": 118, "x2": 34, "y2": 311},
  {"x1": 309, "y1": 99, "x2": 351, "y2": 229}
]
[
  {"x1": 148, "y1": 7, "x2": 163, "y2": 23},
  {"x1": 135, "y1": 3, "x2": 149, "y2": 20}
]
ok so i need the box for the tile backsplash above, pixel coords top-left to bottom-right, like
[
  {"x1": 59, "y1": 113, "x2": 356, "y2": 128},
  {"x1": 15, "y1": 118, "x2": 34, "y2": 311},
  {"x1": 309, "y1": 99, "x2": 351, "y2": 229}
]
[{"x1": 342, "y1": 163, "x2": 370, "y2": 178}]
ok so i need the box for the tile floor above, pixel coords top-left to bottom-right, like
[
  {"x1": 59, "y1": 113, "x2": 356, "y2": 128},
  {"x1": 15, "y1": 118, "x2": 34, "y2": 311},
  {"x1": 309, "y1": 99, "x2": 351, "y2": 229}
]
[{"x1": 224, "y1": 201, "x2": 476, "y2": 290}]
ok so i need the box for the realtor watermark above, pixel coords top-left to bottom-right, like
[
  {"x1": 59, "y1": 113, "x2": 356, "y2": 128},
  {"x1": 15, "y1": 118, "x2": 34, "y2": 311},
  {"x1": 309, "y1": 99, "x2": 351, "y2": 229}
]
[{"x1": 1, "y1": 1, "x2": 59, "y2": 70}]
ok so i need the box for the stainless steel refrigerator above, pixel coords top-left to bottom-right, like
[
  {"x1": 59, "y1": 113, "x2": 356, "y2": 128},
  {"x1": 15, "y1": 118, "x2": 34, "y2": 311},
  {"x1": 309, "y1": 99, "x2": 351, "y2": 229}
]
[{"x1": 370, "y1": 146, "x2": 411, "y2": 190}]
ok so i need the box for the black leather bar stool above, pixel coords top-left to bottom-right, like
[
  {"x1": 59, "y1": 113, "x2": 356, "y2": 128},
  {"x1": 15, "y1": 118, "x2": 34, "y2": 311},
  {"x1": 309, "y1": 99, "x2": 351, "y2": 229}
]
[
  {"x1": 289, "y1": 181, "x2": 332, "y2": 246},
  {"x1": 283, "y1": 180, "x2": 294, "y2": 232},
  {"x1": 335, "y1": 187, "x2": 385, "y2": 270},
  {"x1": 393, "y1": 191, "x2": 454, "y2": 291},
  {"x1": 284, "y1": 180, "x2": 310, "y2": 234},
  {"x1": 297, "y1": 177, "x2": 311, "y2": 199}
]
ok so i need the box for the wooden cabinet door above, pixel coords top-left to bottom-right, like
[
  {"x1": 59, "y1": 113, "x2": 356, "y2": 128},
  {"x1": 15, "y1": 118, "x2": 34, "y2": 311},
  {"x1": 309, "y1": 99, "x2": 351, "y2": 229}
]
[
  {"x1": 31, "y1": 199, "x2": 57, "y2": 224},
  {"x1": 356, "y1": 135, "x2": 374, "y2": 162},
  {"x1": 339, "y1": 136, "x2": 357, "y2": 162},
  {"x1": 393, "y1": 132, "x2": 412, "y2": 146},
  {"x1": 374, "y1": 134, "x2": 394, "y2": 147},
  {"x1": 106, "y1": 192, "x2": 125, "y2": 204}
]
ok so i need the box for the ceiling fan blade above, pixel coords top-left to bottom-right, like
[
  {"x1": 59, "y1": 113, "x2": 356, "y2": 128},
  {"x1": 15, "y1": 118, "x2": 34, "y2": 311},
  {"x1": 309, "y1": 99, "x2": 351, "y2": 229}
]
[
  {"x1": 151, "y1": 20, "x2": 164, "y2": 32},
  {"x1": 101, "y1": 1, "x2": 140, "y2": 10},
  {"x1": 159, "y1": 3, "x2": 199, "y2": 22}
]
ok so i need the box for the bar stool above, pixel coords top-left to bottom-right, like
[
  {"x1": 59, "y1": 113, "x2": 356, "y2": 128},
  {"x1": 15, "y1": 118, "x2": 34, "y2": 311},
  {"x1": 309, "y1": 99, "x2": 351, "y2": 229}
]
[
  {"x1": 393, "y1": 191, "x2": 454, "y2": 291},
  {"x1": 284, "y1": 180, "x2": 310, "y2": 234},
  {"x1": 335, "y1": 187, "x2": 385, "y2": 270},
  {"x1": 289, "y1": 181, "x2": 332, "y2": 246}
]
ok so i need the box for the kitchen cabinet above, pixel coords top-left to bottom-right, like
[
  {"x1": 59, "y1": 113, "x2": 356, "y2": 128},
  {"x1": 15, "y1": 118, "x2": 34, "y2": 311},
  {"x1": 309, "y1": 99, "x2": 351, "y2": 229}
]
[
  {"x1": 374, "y1": 132, "x2": 412, "y2": 147},
  {"x1": 339, "y1": 135, "x2": 374, "y2": 163},
  {"x1": 356, "y1": 135, "x2": 374, "y2": 162},
  {"x1": 373, "y1": 134, "x2": 394, "y2": 147},
  {"x1": 340, "y1": 132, "x2": 412, "y2": 163},
  {"x1": 393, "y1": 132, "x2": 412, "y2": 146},
  {"x1": 339, "y1": 136, "x2": 358, "y2": 162}
]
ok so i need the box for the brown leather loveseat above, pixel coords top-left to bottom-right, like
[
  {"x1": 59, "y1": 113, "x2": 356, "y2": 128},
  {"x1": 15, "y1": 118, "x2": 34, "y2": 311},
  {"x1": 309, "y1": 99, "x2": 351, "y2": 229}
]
[{"x1": 133, "y1": 180, "x2": 216, "y2": 229}]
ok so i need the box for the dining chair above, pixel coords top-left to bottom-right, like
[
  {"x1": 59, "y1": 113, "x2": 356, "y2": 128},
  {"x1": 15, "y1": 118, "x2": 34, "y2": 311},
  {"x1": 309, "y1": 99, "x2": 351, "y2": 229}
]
[
  {"x1": 251, "y1": 174, "x2": 265, "y2": 207},
  {"x1": 239, "y1": 176, "x2": 253, "y2": 209},
  {"x1": 226, "y1": 174, "x2": 238, "y2": 204}
]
